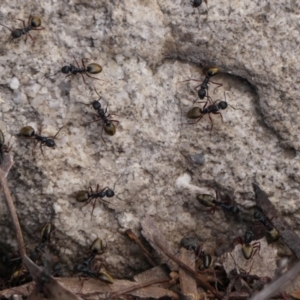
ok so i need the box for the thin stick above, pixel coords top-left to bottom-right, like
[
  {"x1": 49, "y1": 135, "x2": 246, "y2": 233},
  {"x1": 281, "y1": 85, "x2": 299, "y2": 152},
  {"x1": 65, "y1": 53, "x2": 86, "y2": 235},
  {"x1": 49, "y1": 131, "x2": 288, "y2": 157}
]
[
  {"x1": 0, "y1": 168, "x2": 26, "y2": 257},
  {"x1": 110, "y1": 278, "x2": 171, "y2": 298},
  {"x1": 125, "y1": 229, "x2": 156, "y2": 267}
]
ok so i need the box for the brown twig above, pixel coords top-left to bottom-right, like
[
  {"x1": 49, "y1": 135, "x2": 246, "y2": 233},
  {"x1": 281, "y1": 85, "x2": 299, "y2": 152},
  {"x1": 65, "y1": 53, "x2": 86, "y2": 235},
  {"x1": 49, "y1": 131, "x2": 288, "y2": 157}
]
[
  {"x1": 0, "y1": 167, "x2": 26, "y2": 257},
  {"x1": 253, "y1": 183, "x2": 300, "y2": 258},
  {"x1": 125, "y1": 229, "x2": 156, "y2": 267},
  {"x1": 110, "y1": 278, "x2": 172, "y2": 298},
  {"x1": 141, "y1": 217, "x2": 222, "y2": 299}
]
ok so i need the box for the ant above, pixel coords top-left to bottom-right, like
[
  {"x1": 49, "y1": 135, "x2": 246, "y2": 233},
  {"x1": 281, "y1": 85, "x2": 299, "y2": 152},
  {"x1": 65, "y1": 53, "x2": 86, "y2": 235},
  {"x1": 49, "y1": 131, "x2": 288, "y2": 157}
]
[
  {"x1": 30, "y1": 223, "x2": 55, "y2": 263},
  {"x1": 74, "y1": 238, "x2": 114, "y2": 284},
  {"x1": 75, "y1": 173, "x2": 124, "y2": 218},
  {"x1": 76, "y1": 185, "x2": 115, "y2": 218},
  {"x1": 50, "y1": 56, "x2": 104, "y2": 86},
  {"x1": 186, "y1": 93, "x2": 242, "y2": 134},
  {"x1": 234, "y1": 230, "x2": 260, "y2": 260},
  {"x1": 180, "y1": 236, "x2": 212, "y2": 269},
  {"x1": 79, "y1": 89, "x2": 119, "y2": 142},
  {"x1": 181, "y1": 67, "x2": 222, "y2": 101},
  {"x1": 196, "y1": 187, "x2": 239, "y2": 215},
  {"x1": 18, "y1": 125, "x2": 64, "y2": 157},
  {"x1": 253, "y1": 212, "x2": 280, "y2": 242},
  {"x1": 0, "y1": 14, "x2": 44, "y2": 44}
]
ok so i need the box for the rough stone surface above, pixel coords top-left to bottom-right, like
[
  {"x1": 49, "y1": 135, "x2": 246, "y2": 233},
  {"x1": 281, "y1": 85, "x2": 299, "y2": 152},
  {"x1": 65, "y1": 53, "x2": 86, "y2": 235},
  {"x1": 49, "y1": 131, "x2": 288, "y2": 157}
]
[{"x1": 0, "y1": 0, "x2": 299, "y2": 286}]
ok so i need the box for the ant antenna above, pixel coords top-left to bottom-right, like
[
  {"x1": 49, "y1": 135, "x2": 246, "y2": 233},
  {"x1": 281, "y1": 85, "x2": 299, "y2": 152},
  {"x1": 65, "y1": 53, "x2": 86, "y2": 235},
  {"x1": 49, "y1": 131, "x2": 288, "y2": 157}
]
[{"x1": 224, "y1": 92, "x2": 244, "y2": 112}]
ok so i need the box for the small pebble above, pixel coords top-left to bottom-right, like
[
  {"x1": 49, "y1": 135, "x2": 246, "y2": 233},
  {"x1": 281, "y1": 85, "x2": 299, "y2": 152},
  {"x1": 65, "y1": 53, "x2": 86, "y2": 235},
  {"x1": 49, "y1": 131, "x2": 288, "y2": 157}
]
[{"x1": 9, "y1": 77, "x2": 20, "y2": 90}]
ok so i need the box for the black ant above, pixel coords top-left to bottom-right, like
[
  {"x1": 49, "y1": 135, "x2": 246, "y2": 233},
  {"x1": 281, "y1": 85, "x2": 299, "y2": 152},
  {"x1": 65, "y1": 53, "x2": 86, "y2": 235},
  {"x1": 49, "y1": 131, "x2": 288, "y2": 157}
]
[
  {"x1": 180, "y1": 236, "x2": 212, "y2": 269},
  {"x1": 186, "y1": 93, "x2": 242, "y2": 134},
  {"x1": 49, "y1": 56, "x2": 104, "y2": 86},
  {"x1": 196, "y1": 187, "x2": 239, "y2": 215},
  {"x1": 253, "y1": 212, "x2": 280, "y2": 242},
  {"x1": 30, "y1": 223, "x2": 55, "y2": 262},
  {"x1": 18, "y1": 125, "x2": 64, "y2": 157},
  {"x1": 181, "y1": 67, "x2": 222, "y2": 101},
  {"x1": 234, "y1": 230, "x2": 260, "y2": 260},
  {"x1": 74, "y1": 238, "x2": 113, "y2": 284},
  {"x1": 0, "y1": 14, "x2": 44, "y2": 43},
  {"x1": 79, "y1": 89, "x2": 119, "y2": 142},
  {"x1": 75, "y1": 173, "x2": 124, "y2": 218}
]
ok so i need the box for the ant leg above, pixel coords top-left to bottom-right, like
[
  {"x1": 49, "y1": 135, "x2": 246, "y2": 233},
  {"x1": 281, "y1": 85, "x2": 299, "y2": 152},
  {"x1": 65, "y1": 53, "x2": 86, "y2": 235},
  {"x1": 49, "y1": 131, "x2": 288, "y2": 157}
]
[
  {"x1": 100, "y1": 126, "x2": 107, "y2": 144},
  {"x1": 182, "y1": 115, "x2": 204, "y2": 126},
  {"x1": 53, "y1": 126, "x2": 64, "y2": 139},
  {"x1": 80, "y1": 73, "x2": 89, "y2": 86},
  {"x1": 90, "y1": 199, "x2": 98, "y2": 220},
  {"x1": 17, "y1": 18, "x2": 26, "y2": 27},
  {"x1": 94, "y1": 88, "x2": 102, "y2": 100},
  {"x1": 72, "y1": 56, "x2": 81, "y2": 68},
  {"x1": 40, "y1": 144, "x2": 45, "y2": 159},
  {"x1": 110, "y1": 120, "x2": 120, "y2": 126},
  {"x1": 27, "y1": 32, "x2": 35, "y2": 44},
  {"x1": 210, "y1": 81, "x2": 223, "y2": 93},
  {"x1": 80, "y1": 198, "x2": 94, "y2": 210},
  {"x1": 81, "y1": 58, "x2": 89, "y2": 69},
  {"x1": 178, "y1": 79, "x2": 202, "y2": 84},
  {"x1": 31, "y1": 140, "x2": 39, "y2": 156},
  {"x1": 208, "y1": 114, "x2": 214, "y2": 135},
  {"x1": 0, "y1": 23, "x2": 13, "y2": 32},
  {"x1": 84, "y1": 72, "x2": 108, "y2": 83},
  {"x1": 212, "y1": 111, "x2": 224, "y2": 123}
]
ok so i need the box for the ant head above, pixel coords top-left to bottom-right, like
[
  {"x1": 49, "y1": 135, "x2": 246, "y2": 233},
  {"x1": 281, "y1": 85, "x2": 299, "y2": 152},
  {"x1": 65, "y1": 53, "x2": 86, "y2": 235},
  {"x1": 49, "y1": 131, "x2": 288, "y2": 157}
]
[
  {"x1": 31, "y1": 16, "x2": 42, "y2": 28},
  {"x1": 219, "y1": 101, "x2": 228, "y2": 110},
  {"x1": 45, "y1": 139, "x2": 56, "y2": 148},
  {"x1": 61, "y1": 66, "x2": 70, "y2": 74},
  {"x1": 106, "y1": 189, "x2": 114, "y2": 198},
  {"x1": 12, "y1": 29, "x2": 23, "y2": 39},
  {"x1": 244, "y1": 230, "x2": 254, "y2": 243},
  {"x1": 92, "y1": 101, "x2": 101, "y2": 110}
]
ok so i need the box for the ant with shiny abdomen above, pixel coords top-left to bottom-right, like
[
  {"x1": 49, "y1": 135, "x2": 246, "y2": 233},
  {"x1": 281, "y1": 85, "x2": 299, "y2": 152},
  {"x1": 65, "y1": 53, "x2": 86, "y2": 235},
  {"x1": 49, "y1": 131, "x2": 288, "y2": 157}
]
[
  {"x1": 0, "y1": 14, "x2": 44, "y2": 43},
  {"x1": 49, "y1": 56, "x2": 104, "y2": 86},
  {"x1": 75, "y1": 173, "x2": 125, "y2": 218},
  {"x1": 79, "y1": 89, "x2": 119, "y2": 143},
  {"x1": 18, "y1": 125, "x2": 64, "y2": 157},
  {"x1": 186, "y1": 93, "x2": 243, "y2": 134},
  {"x1": 253, "y1": 211, "x2": 280, "y2": 242},
  {"x1": 181, "y1": 67, "x2": 222, "y2": 101},
  {"x1": 74, "y1": 238, "x2": 114, "y2": 285},
  {"x1": 180, "y1": 236, "x2": 212, "y2": 269},
  {"x1": 196, "y1": 186, "x2": 239, "y2": 215},
  {"x1": 233, "y1": 230, "x2": 261, "y2": 260}
]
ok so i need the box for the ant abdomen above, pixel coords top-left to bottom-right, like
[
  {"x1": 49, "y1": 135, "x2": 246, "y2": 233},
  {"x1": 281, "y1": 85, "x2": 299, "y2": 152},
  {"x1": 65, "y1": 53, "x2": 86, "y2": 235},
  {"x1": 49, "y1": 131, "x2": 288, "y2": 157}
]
[
  {"x1": 30, "y1": 16, "x2": 42, "y2": 28},
  {"x1": 19, "y1": 126, "x2": 35, "y2": 137},
  {"x1": 86, "y1": 63, "x2": 102, "y2": 74},
  {"x1": 187, "y1": 107, "x2": 202, "y2": 119},
  {"x1": 104, "y1": 123, "x2": 116, "y2": 136}
]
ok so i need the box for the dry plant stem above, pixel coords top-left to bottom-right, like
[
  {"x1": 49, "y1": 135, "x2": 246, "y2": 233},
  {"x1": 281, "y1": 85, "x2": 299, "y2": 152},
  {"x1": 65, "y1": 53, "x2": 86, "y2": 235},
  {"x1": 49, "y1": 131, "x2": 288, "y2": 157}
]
[
  {"x1": 153, "y1": 236, "x2": 221, "y2": 299},
  {"x1": 110, "y1": 278, "x2": 171, "y2": 298},
  {"x1": 0, "y1": 168, "x2": 26, "y2": 257},
  {"x1": 250, "y1": 259, "x2": 300, "y2": 300},
  {"x1": 125, "y1": 229, "x2": 156, "y2": 267},
  {"x1": 253, "y1": 183, "x2": 300, "y2": 258}
]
